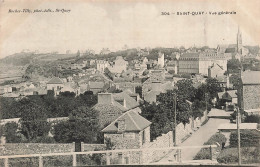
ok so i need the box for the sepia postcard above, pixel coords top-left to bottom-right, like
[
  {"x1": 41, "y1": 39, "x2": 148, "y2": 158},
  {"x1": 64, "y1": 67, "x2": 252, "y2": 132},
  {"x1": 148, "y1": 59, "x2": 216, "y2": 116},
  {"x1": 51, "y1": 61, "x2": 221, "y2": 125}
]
[{"x1": 0, "y1": 0, "x2": 260, "y2": 166}]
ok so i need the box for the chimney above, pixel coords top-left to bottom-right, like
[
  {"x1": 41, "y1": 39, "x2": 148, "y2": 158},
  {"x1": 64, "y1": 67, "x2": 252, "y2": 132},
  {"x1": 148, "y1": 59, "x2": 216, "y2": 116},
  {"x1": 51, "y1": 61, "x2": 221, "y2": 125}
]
[
  {"x1": 117, "y1": 119, "x2": 126, "y2": 132},
  {"x1": 98, "y1": 93, "x2": 113, "y2": 104}
]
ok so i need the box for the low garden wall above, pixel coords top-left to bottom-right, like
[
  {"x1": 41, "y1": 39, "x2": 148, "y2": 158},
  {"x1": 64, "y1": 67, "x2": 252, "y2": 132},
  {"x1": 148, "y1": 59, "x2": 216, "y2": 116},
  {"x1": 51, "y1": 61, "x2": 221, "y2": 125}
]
[{"x1": 0, "y1": 143, "x2": 75, "y2": 156}]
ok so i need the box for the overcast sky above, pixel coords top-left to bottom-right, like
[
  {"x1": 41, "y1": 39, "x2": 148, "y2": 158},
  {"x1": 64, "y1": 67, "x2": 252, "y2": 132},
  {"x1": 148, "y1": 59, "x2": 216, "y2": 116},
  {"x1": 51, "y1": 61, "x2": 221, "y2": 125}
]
[{"x1": 0, "y1": 0, "x2": 259, "y2": 58}]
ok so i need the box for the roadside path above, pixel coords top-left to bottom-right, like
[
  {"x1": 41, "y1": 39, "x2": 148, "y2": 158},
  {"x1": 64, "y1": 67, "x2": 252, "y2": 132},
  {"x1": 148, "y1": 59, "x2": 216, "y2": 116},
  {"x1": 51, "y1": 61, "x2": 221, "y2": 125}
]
[{"x1": 158, "y1": 112, "x2": 230, "y2": 163}]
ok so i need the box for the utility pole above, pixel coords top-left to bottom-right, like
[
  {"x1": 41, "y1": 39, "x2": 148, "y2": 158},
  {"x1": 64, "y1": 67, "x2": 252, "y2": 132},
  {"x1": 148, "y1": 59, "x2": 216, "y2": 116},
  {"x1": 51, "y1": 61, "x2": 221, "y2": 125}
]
[
  {"x1": 205, "y1": 93, "x2": 208, "y2": 117},
  {"x1": 237, "y1": 107, "x2": 241, "y2": 165},
  {"x1": 172, "y1": 90, "x2": 177, "y2": 146},
  {"x1": 237, "y1": 67, "x2": 243, "y2": 166},
  {"x1": 174, "y1": 91, "x2": 177, "y2": 146}
]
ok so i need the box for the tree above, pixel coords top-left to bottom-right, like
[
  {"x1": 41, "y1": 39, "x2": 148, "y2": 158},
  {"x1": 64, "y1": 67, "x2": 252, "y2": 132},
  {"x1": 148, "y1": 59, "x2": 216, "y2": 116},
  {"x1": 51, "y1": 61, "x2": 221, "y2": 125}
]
[
  {"x1": 230, "y1": 74, "x2": 240, "y2": 89},
  {"x1": 19, "y1": 99, "x2": 51, "y2": 142},
  {"x1": 140, "y1": 101, "x2": 171, "y2": 140},
  {"x1": 76, "y1": 92, "x2": 98, "y2": 108},
  {"x1": 3, "y1": 122, "x2": 22, "y2": 143},
  {"x1": 195, "y1": 83, "x2": 207, "y2": 101},
  {"x1": 205, "y1": 78, "x2": 221, "y2": 100},
  {"x1": 53, "y1": 106, "x2": 99, "y2": 143},
  {"x1": 227, "y1": 59, "x2": 241, "y2": 73},
  {"x1": 59, "y1": 91, "x2": 76, "y2": 98},
  {"x1": 176, "y1": 79, "x2": 196, "y2": 102},
  {"x1": 191, "y1": 100, "x2": 206, "y2": 118}
]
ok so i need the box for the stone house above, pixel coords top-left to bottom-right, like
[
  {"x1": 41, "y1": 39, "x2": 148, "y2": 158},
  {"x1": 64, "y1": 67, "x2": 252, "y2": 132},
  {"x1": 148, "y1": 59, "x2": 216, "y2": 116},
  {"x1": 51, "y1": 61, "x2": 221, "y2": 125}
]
[
  {"x1": 93, "y1": 92, "x2": 140, "y2": 129},
  {"x1": 240, "y1": 71, "x2": 260, "y2": 114},
  {"x1": 102, "y1": 109, "x2": 151, "y2": 149}
]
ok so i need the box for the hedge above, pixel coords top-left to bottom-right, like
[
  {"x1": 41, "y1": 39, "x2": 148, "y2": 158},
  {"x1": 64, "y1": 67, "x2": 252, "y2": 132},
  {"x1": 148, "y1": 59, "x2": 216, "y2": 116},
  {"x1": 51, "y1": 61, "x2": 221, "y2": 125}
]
[
  {"x1": 194, "y1": 133, "x2": 226, "y2": 160},
  {"x1": 229, "y1": 130, "x2": 260, "y2": 147},
  {"x1": 217, "y1": 147, "x2": 260, "y2": 164}
]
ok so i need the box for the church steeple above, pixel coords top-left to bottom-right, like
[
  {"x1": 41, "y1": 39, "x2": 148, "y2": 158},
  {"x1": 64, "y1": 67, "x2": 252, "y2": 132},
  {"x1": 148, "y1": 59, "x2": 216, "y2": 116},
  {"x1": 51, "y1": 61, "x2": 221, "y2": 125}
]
[{"x1": 237, "y1": 26, "x2": 242, "y2": 54}]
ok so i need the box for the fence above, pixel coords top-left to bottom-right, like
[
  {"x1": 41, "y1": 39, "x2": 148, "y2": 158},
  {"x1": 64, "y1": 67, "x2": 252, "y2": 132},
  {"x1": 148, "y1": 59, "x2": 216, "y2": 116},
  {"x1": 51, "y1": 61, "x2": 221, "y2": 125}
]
[{"x1": 0, "y1": 145, "x2": 217, "y2": 167}]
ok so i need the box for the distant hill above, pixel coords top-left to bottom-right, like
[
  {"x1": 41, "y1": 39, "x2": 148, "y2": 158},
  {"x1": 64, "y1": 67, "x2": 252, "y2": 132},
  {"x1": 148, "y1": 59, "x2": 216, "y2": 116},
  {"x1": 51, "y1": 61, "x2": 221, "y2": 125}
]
[{"x1": 0, "y1": 52, "x2": 76, "y2": 66}]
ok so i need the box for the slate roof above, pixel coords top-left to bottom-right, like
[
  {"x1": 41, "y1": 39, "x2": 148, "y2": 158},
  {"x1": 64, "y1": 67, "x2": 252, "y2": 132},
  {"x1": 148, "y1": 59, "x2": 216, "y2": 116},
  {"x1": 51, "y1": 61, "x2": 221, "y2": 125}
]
[
  {"x1": 242, "y1": 71, "x2": 260, "y2": 84},
  {"x1": 93, "y1": 103, "x2": 124, "y2": 115},
  {"x1": 113, "y1": 92, "x2": 139, "y2": 109},
  {"x1": 102, "y1": 109, "x2": 151, "y2": 132},
  {"x1": 225, "y1": 48, "x2": 236, "y2": 53},
  {"x1": 218, "y1": 90, "x2": 237, "y2": 99},
  {"x1": 47, "y1": 77, "x2": 63, "y2": 84}
]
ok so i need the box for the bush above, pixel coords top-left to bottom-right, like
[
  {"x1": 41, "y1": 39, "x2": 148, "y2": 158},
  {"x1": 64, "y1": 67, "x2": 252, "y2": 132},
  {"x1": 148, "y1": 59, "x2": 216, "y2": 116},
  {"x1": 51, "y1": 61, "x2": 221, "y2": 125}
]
[
  {"x1": 229, "y1": 130, "x2": 260, "y2": 147},
  {"x1": 217, "y1": 147, "x2": 260, "y2": 164},
  {"x1": 217, "y1": 148, "x2": 238, "y2": 164},
  {"x1": 244, "y1": 115, "x2": 260, "y2": 124},
  {"x1": 194, "y1": 133, "x2": 226, "y2": 160},
  {"x1": 205, "y1": 132, "x2": 226, "y2": 145}
]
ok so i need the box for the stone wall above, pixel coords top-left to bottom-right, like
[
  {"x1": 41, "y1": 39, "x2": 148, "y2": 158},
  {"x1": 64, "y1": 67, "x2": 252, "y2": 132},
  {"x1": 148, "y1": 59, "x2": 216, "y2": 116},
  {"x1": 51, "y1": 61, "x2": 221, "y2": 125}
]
[
  {"x1": 243, "y1": 85, "x2": 260, "y2": 110},
  {"x1": 142, "y1": 131, "x2": 173, "y2": 164},
  {"x1": 175, "y1": 110, "x2": 207, "y2": 145},
  {"x1": 81, "y1": 143, "x2": 106, "y2": 152},
  {"x1": 104, "y1": 133, "x2": 140, "y2": 149},
  {"x1": 0, "y1": 143, "x2": 75, "y2": 156}
]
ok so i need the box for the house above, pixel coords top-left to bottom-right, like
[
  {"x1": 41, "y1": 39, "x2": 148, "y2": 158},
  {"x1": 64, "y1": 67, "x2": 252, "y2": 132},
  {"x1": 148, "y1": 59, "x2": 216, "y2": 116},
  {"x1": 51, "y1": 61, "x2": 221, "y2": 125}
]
[
  {"x1": 166, "y1": 60, "x2": 178, "y2": 74},
  {"x1": 208, "y1": 63, "x2": 225, "y2": 78},
  {"x1": 4, "y1": 87, "x2": 13, "y2": 93},
  {"x1": 157, "y1": 52, "x2": 165, "y2": 68},
  {"x1": 142, "y1": 70, "x2": 173, "y2": 103},
  {"x1": 60, "y1": 83, "x2": 80, "y2": 96},
  {"x1": 93, "y1": 92, "x2": 140, "y2": 128},
  {"x1": 113, "y1": 91, "x2": 139, "y2": 109},
  {"x1": 46, "y1": 77, "x2": 64, "y2": 91},
  {"x1": 102, "y1": 109, "x2": 151, "y2": 149},
  {"x1": 92, "y1": 93, "x2": 126, "y2": 128},
  {"x1": 88, "y1": 81, "x2": 105, "y2": 94},
  {"x1": 96, "y1": 60, "x2": 109, "y2": 73},
  {"x1": 216, "y1": 75, "x2": 231, "y2": 89},
  {"x1": 108, "y1": 56, "x2": 128, "y2": 74},
  {"x1": 240, "y1": 71, "x2": 260, "y2": 114},
  {"x1": 67, "y1": 76, "x2": 73, "y2": 82},
  {"x1": 218, "y1": 90, "x2": 237, "y2": 109},
  {"x1": 178, "y1": 52, "x2": 227, "y2": 76},
  {"x1": 143, "y1": 81, "x2": 173, "y2": 103}
]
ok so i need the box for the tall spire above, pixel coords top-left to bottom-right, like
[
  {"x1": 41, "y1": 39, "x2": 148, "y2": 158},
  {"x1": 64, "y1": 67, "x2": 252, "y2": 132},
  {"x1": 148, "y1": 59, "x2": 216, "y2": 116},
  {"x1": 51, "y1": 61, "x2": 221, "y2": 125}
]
[{"x1": 237, "y1": 25, "x2": 242, "y2": 54}]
